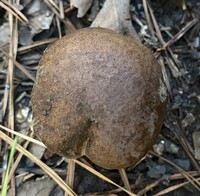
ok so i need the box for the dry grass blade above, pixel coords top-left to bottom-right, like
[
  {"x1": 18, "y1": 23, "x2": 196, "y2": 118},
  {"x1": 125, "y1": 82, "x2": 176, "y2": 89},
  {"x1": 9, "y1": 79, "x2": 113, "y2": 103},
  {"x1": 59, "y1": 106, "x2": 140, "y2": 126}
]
[
  {"x1": 74, "y1": 160, "x2": 137, "y2": 196},
  {"x1": 59, "y1": 0, "x2": 65, "y2": 19},
  {"x1": 158, "y1": 58, "x2": 172, "y2": 98},
  {"x1": 44, "y1": 0, "x2": 76, "y2": 33},
  {"x1": 118, "y1": 169, "x2": 131, "y2": 192},
  {"x1": 62, "y1": 18, "x2": 76, "y2": 33},
  {"x1": 137, "y1": 179, "x2": 161, "y2": 196},
  {"x1": 44, "y1": 0, "x2": 61, "y2": 19},
  {"x1": 0, "y1": 2, "x2": 21, "y2": 23},
  {"x1": 142, "y1": 0, "x2": 154, "y2": 36},
  {"x1": 0, "y1": 2, "x2": 27, "y2": 25},
  {"x1": 154, "y1": 182, "x2": 187, "y2": 196},
  {"x1": 2, "y1": 76, "x2": 9, "y2": 118},
  {"x1": 0, "y1": 125, "x2": 45, "y2": 148},
  {"x1": 0, "y1": 47, "x2": 36, "y2": 82},
  {"x1": 0, "y1": 125, "x2": 135, "y2": 195},
  {"x1": 147, "y1": 2, "x2": 165, "y2": 45},
  {"x1": 0, "y1": 131, "x2": 77, "y2": 196},
  {"x1": 138, "y1": 171, "x2": 200, "y2": 195},
  {"x1": 147, "y1": 2, "x2": 182, "y2": 83},
  {"x1": 18, "y1": 38, "x2": 58, "y2": 53},
  {"x1": 47, "y1": 0, "x2": 59, "y2": 11},
  {"x1": 150, "y1": 152, "x2": 200, "y2": 191},
  {"x1": 6, "y1": 5, "x2": 18, "y2": 194},
  {"x1": 170, "y1": 171, "x2": 200, "y2": 180},
  {"x1": 154, "y1": 178, "x2": 200, "y2": 196},
  {"x1": 164, "y1": 55, "x2": 181, "y2": 78},
  {"x1": 56, "y1": 16, "x2": 62, "y2": 38},
  {"x1": 163, "y1": 18, "x2": 198, "y2": 49},
  {"x1": 66, "y1": 159, "x2": 76, "y2": 196},
  {"x1": 7, "y1": 132, "x2": 34, "y2": 184},
  {"x1": 1, "y1": 136, "x2": 18, "y2": 196},
  {"x1": 178, "y1": 133, "x2": 200, "y2": 173},
  {"x1": 2, "y1": 0, "x2": 29, "y2": 24}
]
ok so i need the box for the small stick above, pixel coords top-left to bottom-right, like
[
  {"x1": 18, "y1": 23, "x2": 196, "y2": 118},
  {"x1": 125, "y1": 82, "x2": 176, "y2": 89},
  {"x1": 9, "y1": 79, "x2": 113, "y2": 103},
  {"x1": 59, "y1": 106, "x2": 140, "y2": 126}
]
[
  {"x1": 118, "y1": 168, "x2": 131, "y2": 192},
  {"x1": 65, "y1": 159, "x2": 76, "y2": 196}
]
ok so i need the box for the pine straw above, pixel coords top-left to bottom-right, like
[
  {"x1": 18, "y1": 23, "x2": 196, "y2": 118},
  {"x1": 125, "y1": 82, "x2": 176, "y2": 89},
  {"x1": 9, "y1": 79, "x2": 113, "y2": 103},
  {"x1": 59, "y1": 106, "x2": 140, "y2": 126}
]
[
  {"x1": 0, "y1": 125, "x2": 136, "y2": 196},
  {"x1": 1, "y1": 0, "x2": 200, "y2": 195},
  {"x1": 0, "y1": 130, "x2": 76, "y2": 196},
  {"x1": 1, "y1": 125, "x2": 200, "y2": 195}
]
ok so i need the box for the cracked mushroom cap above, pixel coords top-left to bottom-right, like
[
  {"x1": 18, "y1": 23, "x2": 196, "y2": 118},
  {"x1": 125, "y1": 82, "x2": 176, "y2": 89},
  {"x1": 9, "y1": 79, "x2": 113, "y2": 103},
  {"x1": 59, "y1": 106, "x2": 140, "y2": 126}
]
[{"x1": 31, "y1": 28, "x2": 167, "y2": 169}]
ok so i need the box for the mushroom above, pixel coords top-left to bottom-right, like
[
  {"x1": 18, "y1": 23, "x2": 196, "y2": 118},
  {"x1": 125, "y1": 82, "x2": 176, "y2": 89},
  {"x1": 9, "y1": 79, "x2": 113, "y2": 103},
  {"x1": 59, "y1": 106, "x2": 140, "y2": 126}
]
[{"x1": 31, "y1": 28, "x2": 167, "y2": 169}]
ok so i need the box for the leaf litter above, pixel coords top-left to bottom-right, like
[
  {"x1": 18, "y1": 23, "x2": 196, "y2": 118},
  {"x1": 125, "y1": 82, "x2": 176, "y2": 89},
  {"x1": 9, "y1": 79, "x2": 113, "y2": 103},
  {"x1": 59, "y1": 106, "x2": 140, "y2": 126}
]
[{"x1": 0, "y1": 0, "x2": 200, "y2": 195}]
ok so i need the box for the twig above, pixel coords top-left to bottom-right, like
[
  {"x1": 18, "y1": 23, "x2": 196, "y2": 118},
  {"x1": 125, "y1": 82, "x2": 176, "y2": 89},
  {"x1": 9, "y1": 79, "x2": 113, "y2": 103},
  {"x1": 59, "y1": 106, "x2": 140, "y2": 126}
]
[
  {"x1": 44, "y1": 0, "x2": 76, "y2": 33},
  {"x1": 162, "y1": 18, "x2": 198, "y2": 50},
  {"x1": 142, "y1": 0, "x2": 154, "y2": 37},
  {"x1": 119, "y1": 168, "x2": 132, "y2": 192},
  {"x1": 150, "y1": 151, "x2": 200, "y2": 191},
  {"x1": 0, "y1": 125, "x2": 45, "y2": 148},
  {"x1": 0, "y1": 1, "x2": 28, "y2": 25},
  {"x1": 154, "y1": 178, "x2": 200, "y2": 196},
  {"x1": 66, "y1": 159, "x2": 76, "y2": 196},
  {"x1": 74, "y1": 159, "x2": 137, "y2": 196},
  {"x1": 0, "y1": 47, "x2": 36, "y2": 82},
  {"x1": 0, "y1": 131, "x2": 77, "y2": 196},
  {"x1": 8, "y1": 132, "x2": 34, "y2": 184},
  {"x1": 18, "y1": 38, "x2": 58, "y2": 53}
]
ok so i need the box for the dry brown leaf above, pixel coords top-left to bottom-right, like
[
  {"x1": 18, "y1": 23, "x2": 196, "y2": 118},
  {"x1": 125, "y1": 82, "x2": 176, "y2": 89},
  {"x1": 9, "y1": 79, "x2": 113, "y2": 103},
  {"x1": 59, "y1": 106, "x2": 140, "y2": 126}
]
[
  {"x1": 91, "y1": 0, "x2": 139, "y2": 40},
  {"x1": 0, "y1": 23, "x2": 10, "y2": 47},
  {"x1": 26, "y1": 143, "x2": 46, "y2": 167},
  {"x1": 7, "y1": 178, "x2": 56, "y2": 196},
  {"x1": 70, "y1": 0, "x2": 93, "y2": 17}
]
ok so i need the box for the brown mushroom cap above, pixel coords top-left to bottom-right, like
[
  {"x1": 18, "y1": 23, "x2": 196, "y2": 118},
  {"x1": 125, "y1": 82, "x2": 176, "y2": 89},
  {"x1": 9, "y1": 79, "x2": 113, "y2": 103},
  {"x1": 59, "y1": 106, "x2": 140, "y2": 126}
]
[{"x1": 32, "y1": 27, "x2": 167, "y2": 169}]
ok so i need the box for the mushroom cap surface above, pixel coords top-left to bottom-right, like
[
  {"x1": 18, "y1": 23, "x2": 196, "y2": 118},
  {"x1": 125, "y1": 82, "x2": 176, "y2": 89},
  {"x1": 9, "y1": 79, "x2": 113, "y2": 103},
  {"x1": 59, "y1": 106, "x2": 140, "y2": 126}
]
[{"x1": 32, "y1": 27, "x2": 167, "y2": 169}]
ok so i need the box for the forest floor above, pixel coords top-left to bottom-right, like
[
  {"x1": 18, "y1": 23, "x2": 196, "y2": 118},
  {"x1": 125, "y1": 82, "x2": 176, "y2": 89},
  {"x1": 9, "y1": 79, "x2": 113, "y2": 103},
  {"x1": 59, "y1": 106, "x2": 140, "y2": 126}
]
[{"x1": 0, "y1": 0, "x2": 200, "y2": 195}]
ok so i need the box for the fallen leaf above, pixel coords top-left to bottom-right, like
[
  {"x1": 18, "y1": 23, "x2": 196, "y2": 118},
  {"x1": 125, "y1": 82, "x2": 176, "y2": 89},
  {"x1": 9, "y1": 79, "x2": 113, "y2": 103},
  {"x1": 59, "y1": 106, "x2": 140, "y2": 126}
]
[
  {"x1": 0, "y1": 23, "x2": 10, "y2": 47},
  {"x1": 26, "y1": 143, "x2": 45, "y2": 167},
  {"x1": 70, "y1": 0, "x2": 93, "y2": 17},
  {"x1": 8, "y1": 178, "x2": 56, "y2": 196},
  {"x1": 91, "y1": 0, "x2": 139, "y2": 40}
]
